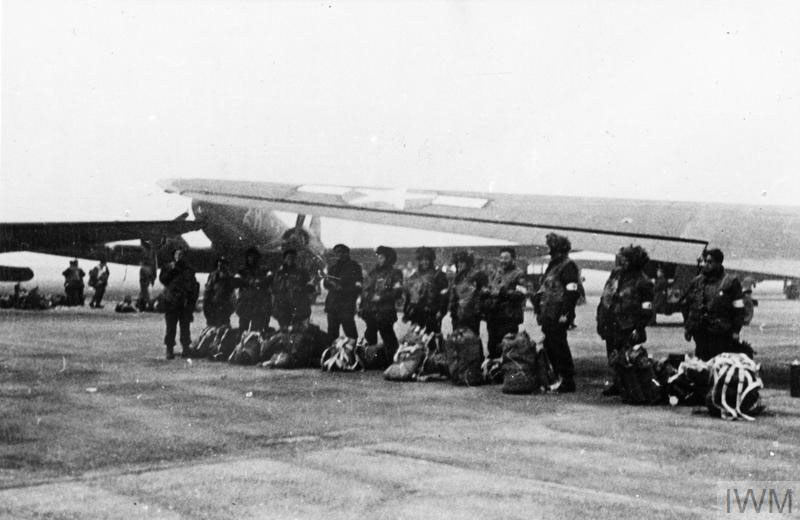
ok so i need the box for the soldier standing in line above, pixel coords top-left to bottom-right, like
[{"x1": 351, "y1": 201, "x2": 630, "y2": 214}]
[
  {"x1": 683, "y1": 248, "x2": 746, "y2": 361},
  {"x1": 324, "y1": 244, "x2": 363, "y2": 342},
  {"x1": 273, "y1": 248, "x2": 317, "y2": 329},
  {"x1": 448, "y1": 251, "x2": 488, "y2": 336},
  {"x1": 236, "y1": 247, "x2": 273, "y2": 333},
  {"x1": 159, "y1": 247, "x2": 199, "y2": 359},
  {"x1": 532, "y1": 233, "x2": 581, "y2": 393},
  {"x1": 482, "y1": 247, "x2": 528, "y2": 359},
  {"x1": 359, "y1": 246, "x2": 404, "y2": 363},
  {"x1": 203, "y1": 256, "x2": 240, "y2": 327},
  {"x1": 62, "y1": 259, "x2": 86, "y2": 306},
  {"x1": 403, "y1": 247, "x2": 449, "y2": 334},
  {"x1": 88, "y1": 259, "x2": 110, "y2": 308},
  {"x1": 596, "y1": 245, "x2": 654, "y2": 396}
]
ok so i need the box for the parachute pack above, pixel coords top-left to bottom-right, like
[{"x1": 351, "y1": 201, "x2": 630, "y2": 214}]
[
  {"x1": 706, "y1": 353, "x2": 764, "y2": 421},
  {"x1": 187, "y1": 325, "x2": 239, "y2": 360},
  {"x1": 228, "y1": 330, "x2": 264, "y2": 365},
  {"x1": 499, "y1": 331, "x2": 556, "y2": 395},
  {"x1": 611, "y1": 344, "x2": 662, "y2": 405},
  {"x1": 260, "y1": 324, "x2": 327, "y2": 369},
  {"x1": 321, "y1": 337, "x2": 364, "y2": 372},
  {"x1": 444, "y1": 327, "x2": 485, "y2": 386},
  {"x1": 383, "y1": 327, "x2": 432, "y2": 382}
]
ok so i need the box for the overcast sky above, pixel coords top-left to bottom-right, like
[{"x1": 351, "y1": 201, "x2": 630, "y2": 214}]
[{"x1": 2, "y1": 0, "x2": 799, "y2": 247}]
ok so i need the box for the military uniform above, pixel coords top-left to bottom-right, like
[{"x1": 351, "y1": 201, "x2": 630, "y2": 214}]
[
  {"x1": 62, "y1": 262, "x2": 85, "y2": 306},
  {"x1": 138, "y1": 263, "x2": 156, "y2": 311},
  {"x1": 273, "y1": 262, "x2": 315, "y2": 329},
  {"x1": 324, "y1": 256, "x2": 363, "y2": 341},
  {"x1": 403, "y1": 267, "x2": 449, "y2": 333},
  {"x1": 449, "y1": 266, "x2": 488, "y2": 336},
  {"x1": 236, "y1": 264, "x2": 273, "y2": 333},
  {"x1": 159, "y1": 258, "x2": 199, "y2": 358},
  {"x1": 683, "y1": 270, "x2": 745, "y2": 361},
  {"x1": 534, "y1": 254, "x2": 581, "y2": 391},
  {"x1": 89, "y1": 262, "x2": 110, "y2": 308},
  {"x1": 203, "y1": 266, "x2": 240, "y2": 327},
  {"x1": 597, "y1": 267, "x2": 654, "y2": 362},
  {"x1": 360, "y1": 263, "x2": 404, "y2": 361},
  {"x1": 483, "y1": 264, "x2": 528, "y2": 359}
]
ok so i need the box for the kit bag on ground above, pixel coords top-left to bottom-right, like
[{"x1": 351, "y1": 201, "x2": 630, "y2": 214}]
[
  {"x1": 228, "y1": 330, "x2": 263, "y2": 365},
  {"x1": 500, "y1": 331, "x2": 539, "y2": 394},
  {"x1": 208, "y1": 326, "x2": 239, "y2": 361},
  {"x1": 355, "y1": 338, "x2": 388, "y2": 371},
  {"x1": 445, "y1": 327, "x2": 485, "y2": 386},
  {"x1": 482, "y1": 357, "x2": 503, "y2": 385},
  {"x1": 187, "y1": 326, "x2": 218, "y2": 358},
  {"x1": 612, "y1": 344, "x2": 662, "y2": 405},
  {"x1": 383, "y1": 327, "x2": 429, "y2": 382},
  {"x1": 321, "y1": 337, "x2": 364, "y2": 372},
  {"x1": 419, "y1": 333, "x2": 448, "y2": 379},
  {"x1": 665, "y1": 356, "x2": 711, "y2": 406},
  {"x1": 706, "y1": 352, "x2": 764, "y2": 421},
  {"x1": 260, "y1": 323, "x2": 327, "y2": 369}
]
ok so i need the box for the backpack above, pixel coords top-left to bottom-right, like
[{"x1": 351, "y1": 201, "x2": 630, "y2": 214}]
[
  {"x1": 228, "y1": 330, "x2": 263, "y2": 365},
  {"x1": 500, "y1": 331, "x2": 538, "y2": 394},
  {"x1": 355, "y1": 339, "x2": 388, "y2": 371},
  {"x1": 445, "y1": 327, "x2": 485, "y2": 386},
  {"x1": 665, "y1": 356, "x2": 712, "y2": 406},
  {"x1": 209, "y1": 326, "x2": 239, "y2": 361},
  {"x1": 706, "y1": 353, "x2": 765, "y2": 421},
  {"x1": 187, "y1": 326, "x2": 218, "y2": 358},
  {"x1": 419, "y1": 333, "x2": 448, "y2": 380},
  {"x1": 611, "y1": 344, "x2": 662, "y2": 405},
  {"x1": 88, "y1": 267, "x2": 99, "y2": 288},
  {"x1": 383, "y1": 327, "x2": 429, "y2": 382},
  {"x1": 321, "y1": 337, "x2": 364, "y2": 372},
  {"x1": 260, "y1": 324, "x2": 326, "y2": 369}
]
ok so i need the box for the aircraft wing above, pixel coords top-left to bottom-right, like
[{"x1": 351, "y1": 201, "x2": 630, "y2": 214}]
[
  {"x1": 0, "y1": 219, "x2": 202, "y2": 256},
  {"x1": 160, "y1": 178, "x2": 800, "y2": 279}
]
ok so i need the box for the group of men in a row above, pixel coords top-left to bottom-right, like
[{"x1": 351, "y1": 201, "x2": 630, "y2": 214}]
[{"x1": 158, "y1": 233, "x2": 748, "y2": 393}]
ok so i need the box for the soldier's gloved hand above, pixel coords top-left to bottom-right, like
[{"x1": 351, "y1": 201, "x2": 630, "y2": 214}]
[
  {"x1": 558, "y1": 314, "x2": 568, "y2": 324},
  {"x1": 683, "y1": 330, "x2": 692, "y2": 342},
  {"x1": 732, "y1": 332, "x2": 740, "y2": 341}
]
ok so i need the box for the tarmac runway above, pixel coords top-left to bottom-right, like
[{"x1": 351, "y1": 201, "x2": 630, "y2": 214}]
[{"x1": 1, "y1": 297, "x2": 799, "y2": 519}]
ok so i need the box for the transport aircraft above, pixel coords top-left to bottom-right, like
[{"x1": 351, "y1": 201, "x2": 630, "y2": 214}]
[
  {"x1": 3, "y1": 178, "x2": 799, "y2": 308},
  {"x1": 158, "y1": 178, "x2": 800, "y2": 300}
]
